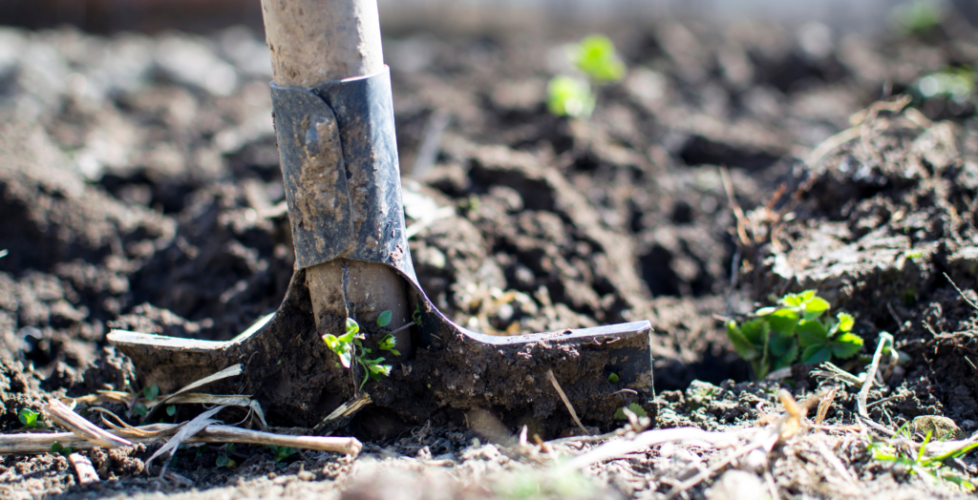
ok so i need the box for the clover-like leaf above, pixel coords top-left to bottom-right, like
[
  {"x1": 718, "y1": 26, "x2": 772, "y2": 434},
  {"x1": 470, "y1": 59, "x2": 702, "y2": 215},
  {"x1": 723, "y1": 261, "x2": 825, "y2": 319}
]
[
  {"x1": 781, "y1": 293, "x2": 805, "y2": 308},
  {"x1": 770, "y1": 335, "x2": 799, "y2": 370},
  {"x1": 802, "y1": 344, "x2": 833, "y2": 365},
  {"x1": 144, "y1": 385, "x2": 160, "y2": 401},
  {"x1": 754, "y1": 306, "x2": 777, "y2": 316},
  {"x1": 345, "y1": 318, "x2": 360, "y2": 336},
  {"x1": 767, "y1": 308, "x2": 800, "y2": 336},
  {"x1": 547, "y1": 76, "x2": 595, "y2": 118},
  {"x1": 573, "y1": 35, "x2": 626, "y2": 82},
  {"x1": 803, "y1": 296, "x2": 830, "y2": 320},
  {"x1": 796, "y1": 319, "x2": 828, "y2": 347},
  {"x1": 19, "y1": 408, "x2": 39, "y2": 429},
  {"x1": 836, "y1": 312, "x2": 855, "y2": 333},
  {"x1": 377, "y1": 310, "x2": 393, "y2": 328},
  {"x1": 830, "y1": 333, "x2": 864, "y2": 359},
  {"x1": 166, "y1": 405, "x2": 177, "y2": 417},
  {"x1": 740, "y1": 318, "x2": 770, "y2": 345},
  {"x1": 726, "y1": 321, "x2": 760, "y2": 360}
]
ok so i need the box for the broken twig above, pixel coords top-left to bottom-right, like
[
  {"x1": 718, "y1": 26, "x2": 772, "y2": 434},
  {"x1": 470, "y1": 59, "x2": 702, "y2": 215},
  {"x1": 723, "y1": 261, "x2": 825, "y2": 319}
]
[{"x1": 546, "y1": 369, "x2": 589, "y2": 436}]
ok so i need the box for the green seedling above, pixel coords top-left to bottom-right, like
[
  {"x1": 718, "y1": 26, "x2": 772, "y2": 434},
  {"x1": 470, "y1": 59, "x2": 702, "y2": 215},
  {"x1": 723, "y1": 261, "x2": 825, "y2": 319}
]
[
  {"x1": 607, "y1": 372, "x2": 620, "y2": 383},
  {"x1": 547, "y1": 76, "x2": 595, "y2": 119},
  {"x1": 915, "y1": 66, "x2": 975, "y2": 104},
  {"x1": 870, "y1": 430, "x2": 978, "y2": 491},
  {"x1": 323, "y1": 318, "x2": 393, "y2": 391},
  {"x1": 50, "y1": 442, "x2": 74, "y2": 456},
  {"x1": 726, "y1": 290, "x2": 863, "y2": 379},
  {"x1": 614, "y1": 403, "x2": 648, "y2": 420},
  {"x1": 412, "y1": 303, "x2": 423, "y2": 326},
  {"x1": 166, "y1": 405, "x2": 177, "y2": 417},
  {"x1": 547, "y1": 34, "x2": 626, "y2": 119},
  {"x1": 269, "y1": 446, "x2": 296, "y2": 463},
  {"x1": 376, "y1": 310, "x2": 393, "y2": 328},
  {"x1": 144, "y1": 384, "x2": 160, "y2": 400},
  {"x1": 572, "y1": 35, "x2": 626, "y2": 83},
  {"x1": 892, "y1": 0, "x2": 942, "y2": 35},
  {"x1": 19, "y1": 408, "x2": 41, "y2": 429}
]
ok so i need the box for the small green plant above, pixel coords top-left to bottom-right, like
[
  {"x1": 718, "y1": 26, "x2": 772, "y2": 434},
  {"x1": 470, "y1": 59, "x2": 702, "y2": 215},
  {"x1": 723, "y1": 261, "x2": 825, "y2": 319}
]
[
  {"x1": 19, "y1": 408, "x2": 41, "y2": 429},
  {"x1": 870, "y1": 430, "x2": 978, "y2": 491},
  {"x1": 914, "y1": 66, "x2": 976, "y2": 104},
  {"x1": 133, "y1": 384, "x2": 161, "y2": 418},
  {"x1": 892, "y1": 1, "x2": 942, "y2": 35},
  {"x1": 547, "y1": 76, "x2": 595, "y2": 118},
  {"x1": 166, "y1": 405, "x2": 177, "y2": 417},
  {"x1": 50, "y1": 442, "x2": 74, "y2": 456},
  {"x1": 269, "y1": 446, "x2": 296, "y2": 463},
  {"x1": 614, "y1": 403, "x2": 648, "y2": 420},
  {"x1": 607, "y1": 372, "x2": 620, "y2": 383},
  {"x1": 323, "y1": 318, "x2": 394, "y2": 391},
  {"x1": 726, "y1": 290, "x2": 864, "y2": 379},
  {"x1": 376, "y1": 310, "x2": 393, "y2": 329},
  {"x1": 573, "y1": 35, "x2": 626, "y2": 83},
  {"x1": 412, "y1": 303, "x2": 423, "y2": 326},
  {"x1": 547, "y1": 34, "x2": 626, "y2": 119}
]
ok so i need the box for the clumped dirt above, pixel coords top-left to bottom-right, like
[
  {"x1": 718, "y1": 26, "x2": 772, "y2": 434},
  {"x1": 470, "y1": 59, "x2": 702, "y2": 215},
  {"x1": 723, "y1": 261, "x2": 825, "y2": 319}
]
[{"x1": 4, "y1": 13, "x2": 978, "y2": 500}]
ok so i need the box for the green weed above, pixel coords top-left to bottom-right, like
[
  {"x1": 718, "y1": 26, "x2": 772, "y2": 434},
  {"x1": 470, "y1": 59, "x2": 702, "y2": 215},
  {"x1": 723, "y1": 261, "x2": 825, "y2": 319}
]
[
  {"x1": 50, "y1": 442, "x2": 74, "y2": 456},
  {"x1": 893, "y1": 1, "x2": 942, "y2": 35},
  {"x1": 547, "y1": 34, "x2": 626, "y2": 119},
  {"x1": 18, "y1": 408, "x2": 41, "y2": 429},
  {"x1": 323, "y1": 318, "x2": 395, "y2": 391},
  {"x1": 870, "y1": 430, "x2": 978, "y2": 491},
  {"x1": 726, "y1": 290, "x2": 864, "y2": 378},
  {"x1": 614, "y1": 403, "x2": 648, "y2": 420},
  {"x1": 915, "y1": 66, "x2": 975, "y2": 104}
]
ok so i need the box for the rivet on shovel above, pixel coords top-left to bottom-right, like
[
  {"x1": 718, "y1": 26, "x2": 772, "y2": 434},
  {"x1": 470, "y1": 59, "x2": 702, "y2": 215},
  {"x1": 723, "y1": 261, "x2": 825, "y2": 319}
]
[{"x1": 108, "y1": 0, "x2": 654, "y2": 431}]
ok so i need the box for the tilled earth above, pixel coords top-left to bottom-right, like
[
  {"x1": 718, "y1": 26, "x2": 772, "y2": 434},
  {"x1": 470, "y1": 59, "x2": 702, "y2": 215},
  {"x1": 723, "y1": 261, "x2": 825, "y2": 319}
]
[{"x1": 3, "y1": 15, "x2": 978, "y2": 500}]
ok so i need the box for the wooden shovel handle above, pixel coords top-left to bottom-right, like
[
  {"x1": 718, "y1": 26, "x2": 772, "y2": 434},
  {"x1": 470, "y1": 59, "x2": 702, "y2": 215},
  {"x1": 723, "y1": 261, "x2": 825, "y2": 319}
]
[
  {"x1": 261, "y1": 0, "x2": 384, "y2": 87},
  {"x1": 259, "y1": 0, "x2": 410, "y2": 344}
]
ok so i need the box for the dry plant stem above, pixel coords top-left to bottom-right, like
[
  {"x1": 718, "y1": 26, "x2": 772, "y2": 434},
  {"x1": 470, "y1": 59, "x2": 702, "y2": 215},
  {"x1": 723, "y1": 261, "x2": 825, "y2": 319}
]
[
  {"x1": 44, "y1": 400, "x2": 132, "y2": 449},
  {"x1": 260, "y1": 0, "x2": 409, "y2": 339},
  {"x1": 0, "y1": 425, "x2": 362, "y2": 456},
  {"x1": 944, "y1": 272, "x2": 978, "y2": 310},
  {"x1": 68, "y1": 453, "x2": 100, "y2": 485},
  {"x1": 546, "y1": 369, "x2": 589, "y2": 436},
  {"x1": 857, "y1": 332, "x2": 893, "y2": 419}
]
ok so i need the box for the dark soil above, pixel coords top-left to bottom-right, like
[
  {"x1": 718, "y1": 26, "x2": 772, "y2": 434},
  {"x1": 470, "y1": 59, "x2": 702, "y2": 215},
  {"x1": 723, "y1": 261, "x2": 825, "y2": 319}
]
[{"x1": 3, "y1": 13, "x2": 978, "y2": 499}]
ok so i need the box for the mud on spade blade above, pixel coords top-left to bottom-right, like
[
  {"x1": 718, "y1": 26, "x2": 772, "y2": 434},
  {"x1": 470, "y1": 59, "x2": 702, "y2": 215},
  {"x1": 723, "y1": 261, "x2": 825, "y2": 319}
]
[{"x1": 108, "y1": 69, "x2": 655, "y2": 433}]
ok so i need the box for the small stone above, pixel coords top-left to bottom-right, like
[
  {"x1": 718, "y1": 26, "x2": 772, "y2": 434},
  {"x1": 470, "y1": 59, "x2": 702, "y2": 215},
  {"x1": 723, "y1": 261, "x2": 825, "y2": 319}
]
[
  {"x1": 297, "y1": 471, "x2": 315, "y2": 482},
  {"x1": 705, "y1": 470, "x2": 766, "y2": 500},
  {"x1": 912, "y1": 415, "x2": 965, "y2": 440},
  {"x1": 685, "y1": 380, "x2": 720, "y2": 411}
]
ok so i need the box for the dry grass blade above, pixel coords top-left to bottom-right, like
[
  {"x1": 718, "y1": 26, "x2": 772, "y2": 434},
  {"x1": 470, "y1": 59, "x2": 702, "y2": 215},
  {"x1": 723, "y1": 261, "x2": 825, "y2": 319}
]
[
  {"x1": 153, "y1": 364, "x2": 243, "y2": 408},
  {"x1": 857, "y1": 332, "x2": 893, "y2": 420},
  {"x1": 146, "y1": 405, "x2": 226, "y2": 477},
  {"x1": 558, "y1": 427, "x2": 745, "y2": 473},
  {"x1": 313, "y1": 392, "x2": 371, "y2": 435},
  {"x1": 546, "y1": 369, "x2": 589, "y2": 436},
  {"x1": 197, "y1": 424, "x2": 363, "y2": 455},
  {"x1": 161, "y1": 394, "x2": 268, "y2": 429},
  {"x1": 815, "y1": 386, "x2": 838, "y2": 426},
  {"x1": 814, "y1": 439, "x2": 857, "y2": 485},
  {"x1": 944, "y1": 272, "x2": 978, "y2": 311},
  {"x1": 44, "y1": 400, "x2": 132, "y2": 449}
]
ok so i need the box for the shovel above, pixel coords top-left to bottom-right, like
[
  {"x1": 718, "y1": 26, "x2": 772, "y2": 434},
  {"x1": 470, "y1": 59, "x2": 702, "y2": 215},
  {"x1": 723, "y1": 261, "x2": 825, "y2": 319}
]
[{"x1": 109, "y1": 0, "x2": 654, "y2": 434}]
